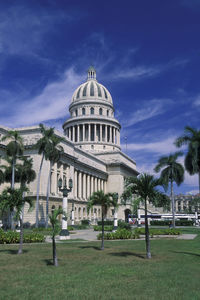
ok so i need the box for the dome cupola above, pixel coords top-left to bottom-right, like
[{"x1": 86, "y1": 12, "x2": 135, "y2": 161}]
[{"x1": 63, "y1": 67, "x2": 121, "y2": 153}]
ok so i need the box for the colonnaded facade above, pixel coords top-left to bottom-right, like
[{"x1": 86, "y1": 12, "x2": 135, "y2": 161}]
[{"x1": 0, "y1": 67, "x2": 139, "y2": 226}]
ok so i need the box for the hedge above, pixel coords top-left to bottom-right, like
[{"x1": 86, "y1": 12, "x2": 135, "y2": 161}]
[
  {"x1": 93, "y1": 225, "x2": 113, "y2": 231},
  {"x1": 134, "y1": 228, "x2": 181, "y2": 236},
  {"x1": 0, "y1": 229, "x2": 45, "y2": 244},
  {"x1": 97, "y1": 228, "x2": 140, "y2": 240},
  {"x1": 150, "y1": 220, "x2": 194, "y2": 226}
]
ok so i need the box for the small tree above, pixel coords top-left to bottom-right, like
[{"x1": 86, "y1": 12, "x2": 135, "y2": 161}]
[
  {"x1": 122, "y1": 173, "x2": 169, "y2": 259},
  {"x1": 49, "y1": 207, "x2": 65, "y2": 267},
  {"x1": 1, "y1": 130, "x2": 24, "y2": 189},
  {"x1": 87, "y1": 191, "x2": 118, "y2": 250},
  {"x1": 175, "y1": 126, "x2": 200, "y2": 193},
  {"x1": 154, "y1": 152, "x2": 184, "y2": 228},
  {"x1": 34, "y1": 124, "x2": 56, "y2": 227},
  {"x1": 0, "y1": 187, "x2": 33, "y2": 254},
  {"x1": 45, "y1": 135, "x2": 64, "y2": 228}
]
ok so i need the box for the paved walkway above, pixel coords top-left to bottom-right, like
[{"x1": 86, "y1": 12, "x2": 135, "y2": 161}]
[{"x1": 45, "y1": 229, "x2": 197, "y2": 243}]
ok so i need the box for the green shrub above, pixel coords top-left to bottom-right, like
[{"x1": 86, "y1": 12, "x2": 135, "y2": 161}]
[
  {"x1": 97, "y1": 220, "x2": 113, "y2": 226},
  {"x1": 150, "y1": 220, "x2": 194, "y2": 226},
  {"x1": 134, "y1": 228, "x2": 181, "y2": 236},
  {"x1": 118, "y1": 220, "x2": 131, "y2": 231},
  {"x1": 97, "y1": 228, "x2": 140, "y2": 240},
  {"x1": 93, "y1": 225, "x2": 113, "y2": 231},
  {"x1": 68, "y1": 226, "x2": 74, "y2": 231},
  {"x1": 73, "y1": 224, "x2": 88, "y2": 230},
  {"x1": 0, "y1": 229, "x2": 45, "y2": 244},
  {"x1": 81, "y1": 220, "x2": 90, "y2": 225}
]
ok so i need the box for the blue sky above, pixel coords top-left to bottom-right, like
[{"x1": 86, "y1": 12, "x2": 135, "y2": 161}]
[{"x1": 0, "y1": 0, "x2": 200, "y2": 195}]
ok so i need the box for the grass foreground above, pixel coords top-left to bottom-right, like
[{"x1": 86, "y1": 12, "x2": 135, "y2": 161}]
[{"x1": 0, "y1": 228, "x2": 200, "y2": 300}]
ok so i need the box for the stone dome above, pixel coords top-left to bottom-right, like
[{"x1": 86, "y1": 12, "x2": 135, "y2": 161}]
[{"x1": 71, "y1": 67, "x2": 113, "y2": 104}]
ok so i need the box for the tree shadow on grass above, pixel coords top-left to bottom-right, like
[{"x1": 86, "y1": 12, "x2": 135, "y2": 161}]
[
  {"x1": 0, "y1": 249, "x2": 29, "y2": 255},
  {"x1": 79, "y1": 245, "x2": 101, "y2": 251},
  {"x1": 109, "y1": 251, "x2": 145, "y2": 259},
  {"x1": 171, "y1": 251, "x2": 200, "y2": 257},
  {"x1": 43, "y1": 259, "x2": 54, "y2": 266}
]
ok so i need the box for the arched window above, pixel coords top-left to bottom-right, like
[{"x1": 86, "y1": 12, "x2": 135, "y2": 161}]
[
  {"x1": 90, "y1": 107, "x2": 94, "y2": 115},
  {"x1": 51, "y1": 205, "x2": 55, "y2": 215},
  {"x1": 75, "y1": 109, "x2": 78, "y2": 116},
  {"x1": 99, "y1": 108, "x2": 102, "y2": 115},
  {"x1": 107, "y1": 110, "x2": 109, "y2": 116},
  {"x1": 82, "y1": 107, "x2": 85, "y2": 115}
]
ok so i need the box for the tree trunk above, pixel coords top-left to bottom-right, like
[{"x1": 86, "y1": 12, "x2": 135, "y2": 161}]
[
  {"x1": 171, "y1": 179, "x2": 175, "y2": 228},
  {"x1": 199, "y1": 171, "x2": 200, "y2": 194},
  {"x1": 52, "y1": 235, "x2": 58, "y2": 266},
  {"x1": 101, "y1": 212, "x2": 104, "y2": 250},
  {"x1": 10, "y1": 158, "x2": 16, "y2": 229},
  {"x1": 144, "y1": 198, "x2": 151, "y2": 259},
  {"x1": 35, "y1": 154, "x2": 44, "y2": 228},
  {"x1": 45, "y1": 161, "x2": 52, "y2": 228},
  {"x1": 11, "y1": 158, "x2": 15, "y2": 189},
  {"x1": 18, "y1": 216, "x2": 23, "y2": 254}
]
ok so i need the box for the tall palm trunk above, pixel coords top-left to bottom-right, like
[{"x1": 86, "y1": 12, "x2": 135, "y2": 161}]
[
  {"x1": 101, "y1": 212, "x2": 104, "y2": 250},
  {"x1": 36, "y1": 153, "x2": 44, "y2": 228},
  {"x1": 144, "y1": 198, "x2": 151, "y2": 259},
  {"x1": 46, "y1": 161, "x2": 52, "y2": 228},
  {"x1": 171, "y1": 179, "x2": 175, "y2": 228},
  {"x1": 10, "y1": 157, "x2": 16, "y2": 230},
  {"x1": 18, "y1": 190, "x2": 25, "y2": 254},
  {"x1": 199, "y1": 170, "x2": 200, "y2": 194},
  {"x1": 52, "y1": 235, "x2": 58, "y2": 266}
]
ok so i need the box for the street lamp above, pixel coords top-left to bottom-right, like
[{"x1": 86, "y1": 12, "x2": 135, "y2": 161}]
[
  {"x1": 58, "y1": 177, "x2": 73, "y2": 240},
  {"x1": 113, "y1": 192, "x2": 119, "y2": 231}
]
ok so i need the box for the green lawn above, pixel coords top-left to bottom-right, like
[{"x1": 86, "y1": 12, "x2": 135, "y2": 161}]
[{"x1": 0, "y1": 229, "x2": 200, "y2": 300}]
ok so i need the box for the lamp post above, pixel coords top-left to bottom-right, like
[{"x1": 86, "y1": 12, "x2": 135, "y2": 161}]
[
  {"x1": 58, "y1": 177, "x2": 73, "y2": 240},
  {"x1": 71, "y1": 202, "x2": 75, "y2": 226},
  {"x1": 113, "y1": 192, "x2": 119, "y2": 231}
]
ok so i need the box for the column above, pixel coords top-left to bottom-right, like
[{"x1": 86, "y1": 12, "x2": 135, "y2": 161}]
[
  {"x1": 94, "y1": 124, "x2": 97, "y2": 142},
  {"x1": 87, "y1": 175, "x2": 90, "y2": 199},
  {"x1": 105, "y1": 125, "x2": 107, "y2": 143},
  {"x1": 94, "y1": 177, "x2": 98, "y2": 192},
  {"x1": 100, "y1": 124, "x2": 102, "y2": 142},
  {"x1": 74, "y1": 170, "x2": 77, "y2": 198},
  {"x1": 83, "y1": 173, "x2": 86, "y2": 199},
  {"x1": 91, "y1": 176, "x2": 94, "y2": 195},
  {"x1": 98, "y1": 178, "x2": 101, "y2": 191},
  {"x1": 88, "y1": 124, "x2": 91, "y2": 142},
  {"x1": 73, "y1": 126, "x2": 75, "y2": 142},
  {"x1": 83, "y1": 124, "x2": 85, "y2": 142},
  {"x1": 104, "y1": 180, "x2": 107, "y2": 193},
  {"x1": 101, "y1": 179, "x2": 104, "y2": 191},
  {"x1": 77, "y1": 125, "x2": 80, "y2": 143},
  {"x1": 59, "y1": 194, "x2": 70, "y2": 240},
  {"x1": 113, "y1": 127, "x2": 116, "y2": 144},
  {"x1": 109, "y1": 126, "x2": 112, "y2": 143},
  {"x1": 78, "y1": 171, "x2": 82, "y2": 199}
]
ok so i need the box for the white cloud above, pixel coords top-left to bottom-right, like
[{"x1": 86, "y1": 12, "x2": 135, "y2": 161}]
[
  {"x1": 193, "y1": 95, "x2": 200, "y2": 107},
  {"x1": 122, "y1": 98, "x2": 171, "y2": 128},
  {"x1": 1, "y1": 67, "x2": 83, "y2": 127},
  {"x1": 121, "y1": 136, "x2": 179, "y2": 155},
  {"x1": 110, "y1": 58, "x2": 188, "y2": 81}
]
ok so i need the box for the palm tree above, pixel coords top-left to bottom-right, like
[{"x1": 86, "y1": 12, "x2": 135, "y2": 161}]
[
  {"x1": 17, "y1": 157, "x2": 36, "y2": 254},
  {"x1": 154, "y1": 152, "x2": 184, "y2": 228},
  {"x1": 1, "y1": 130, "x2": 24, "y2": 189},
  {"x1": 49, "y1": 207, "x2": 65, "y2": 266},
  {"x1": 122, "y1": 173, "x2": 169, "y2": 259},
  {"x1": 0, "y1": 187, "x2": 33, "y2": 253},
  {"x1": 0, "y1": 169, "x2": 4, "y2": 184},
  {"x1": 34, "y1": 124, "x2": 56, "y2": 228},
  {"x1": 45, "y1": 135, "x2": 64, "y2": 228},
  {"x1": 175, "y1": 126, "x2": 200, "y2": 193},
  {"x1": 87, "y1": 191, "x2": 118, "y2": 250}
]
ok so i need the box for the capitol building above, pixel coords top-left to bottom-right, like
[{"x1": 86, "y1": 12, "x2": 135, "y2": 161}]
[{"x1": 0, "y1": 67, "x2": 139, "y2": 226}]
